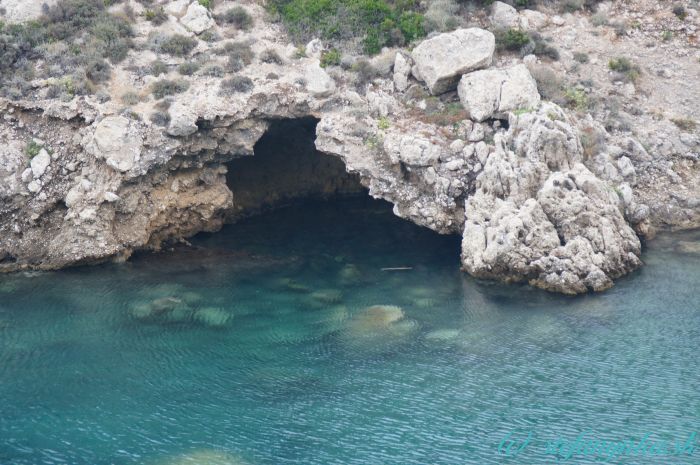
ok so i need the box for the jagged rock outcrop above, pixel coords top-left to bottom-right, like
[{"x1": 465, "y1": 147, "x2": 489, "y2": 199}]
[
  {"x1": 0, "y1": 4, "x2": 696, "y2": 294},
  {"x1": 461, "y1": 104, "x2": 641, "y2": 293}
]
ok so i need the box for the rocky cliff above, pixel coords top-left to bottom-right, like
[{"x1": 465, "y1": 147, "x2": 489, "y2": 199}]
[{"x1": 1, "y1": 0, "x2": 698, "y2": 294}]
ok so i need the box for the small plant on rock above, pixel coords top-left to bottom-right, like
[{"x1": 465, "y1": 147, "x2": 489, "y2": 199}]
[
  {"x1": 219, "y1": 75, "x2": 254, "y2": 95},
  {"x1": 151, "y1": 79, "x2": 189, "y2": 99},
  {"x1": 145, "y1": 7, "x2": 168, "y2": 25},
  {"x1": 608, "y1": 57, "x2": 640, "y2": 82},
  {"x1": 673, "y1": 5, "x2": 687, "y2": 20},
  {"x1": 222, "y1": 7, "x2": 253, "y2": 30},
  {"x1": 25, "y1": 140, "x2": 43, "y2": 158},
  {"x1": 320, "y1": 49, "x2": 341, "y2": 68}
]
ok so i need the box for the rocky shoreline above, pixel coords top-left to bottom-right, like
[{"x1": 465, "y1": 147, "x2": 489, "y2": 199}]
[{"x1": 1, "y1": 0, "x2": 698, "y2": 294}]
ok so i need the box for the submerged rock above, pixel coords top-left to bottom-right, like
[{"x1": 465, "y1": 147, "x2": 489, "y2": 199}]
[
  {"x1": 155, "y1": 449, "x2": 249, "y2": 465},
  {"x1": 347, "y1": 305, "x2": 405, "y2": 332},
  {"x1": 310, "y1": 289, "x2": 343, "y2": 305},
  {"x1": 193, "y1": 307, "x2": 231, "y2": 328}
]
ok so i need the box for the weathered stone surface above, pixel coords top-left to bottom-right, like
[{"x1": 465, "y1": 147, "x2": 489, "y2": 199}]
[
  {"x1": 30, "y1": 149, "x2": 51, "y2": 179},
  {"x1": 393, "y1": 52, "x2": 412, "y2": 92},
  {"x1": 0, "y1": 0, "x2": 58, "y2": 23},
  {"x1": 180, "y1": 2, "x2": 214, "y2": 34},
  {"x1": 461, "y1": 103, "x2": 641, "y2": 294},
  {"x1": 168, "y1": 102, "x2": 198, "y2": 137},
  {"x1": 304, "y1": 62, "x2": 336, "y2": 97},
  {"x1": 458, "y1": 64, "x2": 540, "y2": 121},
  {"x1": 490, "y1": 1, "x2": 519, "y2": 29},
  {"x1": 85, "y1": 116, "x2": 142, "y2": 173},
  {"x1": 411, "y1": 28, "x2": 495, "y2": 95}
]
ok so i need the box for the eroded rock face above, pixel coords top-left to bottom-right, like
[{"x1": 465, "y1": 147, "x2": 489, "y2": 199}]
[
  {"x1": 0, "y1": 9, "x2": 694, "y2": 295},
  {"x1": 461, "y1": 104, "x2": 642, "y2": 294},
  {"x1": 411, "y1": 28, "x2": 495, "y2": 95}
]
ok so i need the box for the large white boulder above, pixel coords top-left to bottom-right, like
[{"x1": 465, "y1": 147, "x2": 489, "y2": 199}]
[
  {"x1": 490, "y1": 1, "x2": 520, "y2": 29},
  {"x1": 167, "y1": 102, "x2": 199, "y2": 137},
  {"x1": 180, "y1": 2, "x2": 214, "y2": 34},
  {"x1": 411, "y1": 28, "x2": 495, "y2": 95},
  {"x1": 457, "y1": 64, "x2": 540, "y2": 122}
]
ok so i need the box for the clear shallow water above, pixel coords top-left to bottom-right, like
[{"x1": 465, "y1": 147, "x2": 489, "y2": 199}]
[{"x1": 0, "y1": 198, "x2": 698, "y2": 465}]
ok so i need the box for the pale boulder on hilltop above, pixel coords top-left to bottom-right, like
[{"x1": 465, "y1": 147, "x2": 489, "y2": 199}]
[
  {"x1": 411, "y1": 28, "x2": 495, "y2": 95},
  {"x1": 458, "y1": 64, "x2": 540, "y2": 122}
]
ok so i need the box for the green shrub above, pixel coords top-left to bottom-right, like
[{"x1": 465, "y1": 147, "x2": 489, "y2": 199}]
[
  {"x1": 320, "y1": 49, "x2": 341, "y2": 68},
  {"x1": 269, "y1": 0, "x2": 426, "y2": 56},
  {"x1": 85, "y1": 58, "x2": 111, "y2": 83},
  {"x1": 25, "y1": 140, "x2": 43, "y2": 158},
  {"x1": 260, "y1": 49, "x2": 284, "y2": 64},
  {"x1": 564, "y1": 87, "x2": 588, "y2": 111},
  {"x1": 145, "y1": 7, "x2": 168, "y2": 25},
  {"x1": 149, "y1": 111, "x2": 171, "y2": 127},
  {"x1": 221, "y1": 41, "x2": 254, "y2": 71},
  {"x1": 121, "y1": 91, "x2": 140, "y2": 105},
  {"x1": 673, "y1": 5, "x2": 687, "y2": 20},
  {"x1": 151, "y1": 79, "x2": 189, "y2": 99},
  {"x1": 573, "y1": 52, "x2": 589, "y2": 63},
  {"x1": 198, "y1": 0, "x2": 212, "y2": 9},
  {"x1": 496, "y1": 28, "x2": 530, "y2": 51},
  {"x1": 202, "y1": 64, "x2": 225, "y2": 77},
  {"x1": 178, "y1": 62, "x2": 200, "y2": 75},
  {"x1": 222, "y1": 7, "x2": 253, "y2": 30},
  {"x1": 219, "y1": 75, "x2": 254, "y2": 95},
  {"x1": 608, "y1": 57, "x2": 640, "y2": 82},
  {"x1": 158, "y1": 34, "x2": 198, "y2": 56},
  {"x1": 149, "y1": 59, "x2": 168, "y2": 76},
  {"x1": 671, "y1": 118, "x2": 697, "y2": 132}
]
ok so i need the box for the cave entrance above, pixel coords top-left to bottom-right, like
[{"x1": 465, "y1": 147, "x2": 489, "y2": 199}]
[{"x1": 224, "y1": 117, "x2": 367, "y2": 223}]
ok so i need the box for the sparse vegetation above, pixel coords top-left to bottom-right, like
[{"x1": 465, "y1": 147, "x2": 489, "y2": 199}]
[
  {"x1": 25, "y1": 140, "x2": 43, "y2": 158},
  {"x1": 564, "y1": 87, "x2": 589, "y2": 111},
  {"x1": 219, "y1": 75, "x2": 255, "y2": 95},
  {"x1": 662, "y1": 30, "x2": 673, "y2": 41},
  {"x1": 608, "y1": 57, "x2": 640, "y2": 82},
  {"x1": 121, "y1": 91, "x2": 140, "y2": 105},
  {"x1": 377, "y1": 116, "x2": 390, "y2": 130},
  {"x1": 151, "y1": 79, "x2": 189, "y2": 99},
  {"x1": 268, "y1": 0, "x2": 426, "y2": 55},
  {"x1": 219, "y1": 41, "x2": 254, "y2": 72},
  {"x1": 496, "y1": 28, "x2": 530, "y2": 51},
  {"x1": 149, "y1": 59, "x2": 168, "y2": 76},
  {"x1": 573, "y1": 52, "x2": 589, "y2": 64},
  {"x1": 260, "y1": 49, "x2": 284, "y2": 64},
  {"x1": 673, "y1": 5, "x2": 687, "y2": 20},
  {"x1": 178, "y1": 62, "x2": 200, "y2": 75},
  {"x1": 158, "y1": 34, "x2": 198, "y2": 56},
  {"x1": 0, "y1": 0, "x2": 135, "y2": 98},
  {"x1": 320, "y1": 49, "x2": 341, "y2": 68},
  {"x1": 495, "y1": 29, "x2": 559, "y2": 60},
  {"x1": 671, "y1": 118, "x2": 697, "y2": 132},
  {"x1": 198, "y1": 0, "x2": 212, "y2": 9},
  {"x1": 149, "y1": 111, "x2": 171, "y2": 127},
  {"x1": 221, "y1": 7, "x2": 254, "y2": 30},
  {"x1": 145, "y1": 7, "x2": 168, "y2": 25},
  {"x1": 202, "y1": 64, "x2": 225, "y2": 77}
]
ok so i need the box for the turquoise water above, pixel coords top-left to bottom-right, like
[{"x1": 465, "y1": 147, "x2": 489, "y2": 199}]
[{"x1": 0, "y1": 198, "x2": 698, "y2": 465}]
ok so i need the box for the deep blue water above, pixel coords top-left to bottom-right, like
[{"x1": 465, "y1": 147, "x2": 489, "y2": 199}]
[{"x1": 0, "y1": 198, "x2": 698, "y2": 465}]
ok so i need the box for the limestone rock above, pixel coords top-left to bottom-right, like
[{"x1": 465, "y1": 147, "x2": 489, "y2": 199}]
[
  {"x1": 305, "y1": 39, "x2": 323, "y2": 59},
  {"x1": 304, "y1": 62, "x2": 336, "y2": 97},
  {"x1": 180, "y1": 2, "x2": 214, "y2": 34},
  {"x1": 168, "y1": 102, "x2": 198, "y2": 137},
  {"x1": 520, "y1": 9, "x2": 549, "y2": 30},
  {"x1": 458, "y1": 64, "x2": 540, "y2": 122},
  {"x1": 85, "y1": 116, "x2": 142, "y2": 173},
  {"x1": 384, "y1": 133, "x2": 441, "y2": 167},
  {"x1": 393, "y1": 52, "x2": 412, "y2": 92},
  {"x1": 490, "y1": 1, "x2": 519, "y2": 29},
  {"x1": 411, "y1": 28, "x2": 495, "y2": 95},
  {"x1": 461, "y1": 103, "x2": 641, "y2": 294},
  {"x1": 30, "y1": 149, "x2": 51, "y2": 179},
  {"x1": 165, "y1": 0, "x2": 190, "y2": 17}
]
